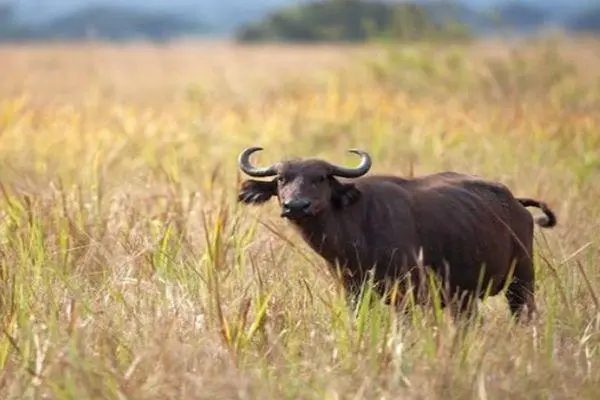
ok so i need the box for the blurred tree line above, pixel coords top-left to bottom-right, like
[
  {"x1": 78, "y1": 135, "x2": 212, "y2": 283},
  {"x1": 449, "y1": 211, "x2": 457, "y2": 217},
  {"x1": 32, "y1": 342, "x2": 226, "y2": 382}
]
[
  {"x1": 0, "y1": 0, "x2": 599, "y2": 43},
  {"x1": 235, "y1": 0, "x2": 473, "y2": 42}
]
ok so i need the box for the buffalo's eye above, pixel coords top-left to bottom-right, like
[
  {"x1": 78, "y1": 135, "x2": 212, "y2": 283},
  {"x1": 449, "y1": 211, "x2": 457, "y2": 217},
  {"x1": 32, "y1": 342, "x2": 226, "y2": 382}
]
[
  {"x1": 312, "y1": 175, "x2": 327, "y2": 185},
  {"x1": 277, "y1": 175, "x2": 285, "y2": 184}
]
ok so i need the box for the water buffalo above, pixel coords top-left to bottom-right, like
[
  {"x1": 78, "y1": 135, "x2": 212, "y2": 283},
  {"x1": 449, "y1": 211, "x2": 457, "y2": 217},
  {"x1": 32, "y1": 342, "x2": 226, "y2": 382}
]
[{"x1": 237, "y1": 146, "x2": 557, "y2": 323}]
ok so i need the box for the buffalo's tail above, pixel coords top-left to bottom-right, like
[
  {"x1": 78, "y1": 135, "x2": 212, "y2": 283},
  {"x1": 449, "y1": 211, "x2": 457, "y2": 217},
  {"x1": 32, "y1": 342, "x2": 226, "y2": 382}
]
[{"x1": 517, "y1": 198, "x2": 557, "y2": 228}]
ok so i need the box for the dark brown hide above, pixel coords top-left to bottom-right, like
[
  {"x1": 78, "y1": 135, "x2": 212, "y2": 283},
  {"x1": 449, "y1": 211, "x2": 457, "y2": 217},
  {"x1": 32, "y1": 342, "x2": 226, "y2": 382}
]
[{"x1": 237, "y1": 148, "x2": 557, "y2": 322}]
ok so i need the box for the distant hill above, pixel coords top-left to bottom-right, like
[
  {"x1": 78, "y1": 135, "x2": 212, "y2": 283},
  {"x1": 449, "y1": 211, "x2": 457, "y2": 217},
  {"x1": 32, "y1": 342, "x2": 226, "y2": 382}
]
[
  {"x1": 489, "y1": 1, "x2": 551, "y2": 31},
  {"x1": 12, "y1": 0, "x2": 302, "y2": 33},
  {"x1": 35, "y1": 5, "x2": 208, "y2": 41},
  {"x1": 0, "y1": 4, "x2": 209, "y2": 41},
  {"x1": 0, "y1": 2, "x2": 38, "y2": 39},
  {"x1": 567, "y1": 6, "x2": 600, "y2": 32}
]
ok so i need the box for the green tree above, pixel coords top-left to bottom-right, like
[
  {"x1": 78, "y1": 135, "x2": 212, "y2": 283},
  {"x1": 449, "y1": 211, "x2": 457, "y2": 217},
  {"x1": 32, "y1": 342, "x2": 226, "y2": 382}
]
[{"x1": 235, "y1": 0, "x2": 472, "y2": 43}]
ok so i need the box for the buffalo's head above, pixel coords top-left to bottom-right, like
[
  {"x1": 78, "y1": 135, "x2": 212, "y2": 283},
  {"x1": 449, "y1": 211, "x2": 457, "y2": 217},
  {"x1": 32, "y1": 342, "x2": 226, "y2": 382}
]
[{"x1": 237, "y1": 147, "x2": 372, "y2": 220}]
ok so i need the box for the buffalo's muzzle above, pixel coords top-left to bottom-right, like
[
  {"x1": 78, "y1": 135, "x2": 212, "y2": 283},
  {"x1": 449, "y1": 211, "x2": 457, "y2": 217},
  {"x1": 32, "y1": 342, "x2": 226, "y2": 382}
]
[{"x1": 281, "y1": 198, "x2": 312, "y2": 219}]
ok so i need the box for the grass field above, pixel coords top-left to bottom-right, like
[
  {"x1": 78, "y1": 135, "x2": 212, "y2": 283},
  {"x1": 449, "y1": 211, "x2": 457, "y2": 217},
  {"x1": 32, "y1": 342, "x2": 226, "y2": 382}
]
[{"x1": 1, "y1": 36, "x2": 600, "y2": 399}]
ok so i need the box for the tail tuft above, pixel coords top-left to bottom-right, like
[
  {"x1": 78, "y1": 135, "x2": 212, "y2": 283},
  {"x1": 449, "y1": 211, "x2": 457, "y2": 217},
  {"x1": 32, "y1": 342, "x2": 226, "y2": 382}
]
[{"x1": 517, "y1": 198, "x2": 557, "y2": 228}]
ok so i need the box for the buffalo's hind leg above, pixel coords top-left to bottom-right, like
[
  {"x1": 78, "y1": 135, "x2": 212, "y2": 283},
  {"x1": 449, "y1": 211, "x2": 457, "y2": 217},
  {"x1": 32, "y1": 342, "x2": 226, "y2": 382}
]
[{"x1": 505, "y1": 258, "x2": 537, "y2": 324}]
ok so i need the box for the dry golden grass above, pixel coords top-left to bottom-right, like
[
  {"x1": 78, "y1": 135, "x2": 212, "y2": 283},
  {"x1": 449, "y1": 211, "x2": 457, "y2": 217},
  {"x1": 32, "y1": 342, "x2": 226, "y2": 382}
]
[{"x1": 1, "y1": 36, "x2": 600, "y2": 399}]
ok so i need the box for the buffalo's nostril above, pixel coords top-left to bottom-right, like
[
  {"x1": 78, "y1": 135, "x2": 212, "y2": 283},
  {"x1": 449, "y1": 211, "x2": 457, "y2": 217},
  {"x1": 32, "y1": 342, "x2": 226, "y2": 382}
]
[{"x1": 282, "y1": 198, "x2": 312, "y2": 214}]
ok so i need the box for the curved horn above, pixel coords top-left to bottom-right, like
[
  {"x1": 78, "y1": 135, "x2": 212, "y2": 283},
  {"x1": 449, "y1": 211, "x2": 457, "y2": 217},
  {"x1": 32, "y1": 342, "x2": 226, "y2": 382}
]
[
  {"x1": 238, "y1": 147, "x2": 277, "y2": 177},
  {"x1": 330, "y1": 149, "x2": 372, "y2": 178}
]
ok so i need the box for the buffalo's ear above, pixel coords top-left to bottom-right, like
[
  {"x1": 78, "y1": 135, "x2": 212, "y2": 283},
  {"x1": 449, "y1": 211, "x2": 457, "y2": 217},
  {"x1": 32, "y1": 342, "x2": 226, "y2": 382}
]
[
  {"x1": 238, "y1": 179, "x2": 277, "y2": 205},
  {"x1": 330, "y1": 178, "x2": 361, "y2": 209}
]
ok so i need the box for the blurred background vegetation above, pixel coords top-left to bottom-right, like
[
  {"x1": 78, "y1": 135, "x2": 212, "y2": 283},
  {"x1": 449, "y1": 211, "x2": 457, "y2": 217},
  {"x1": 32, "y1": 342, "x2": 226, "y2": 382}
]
[
  {"x1": 2, "y1": 1, "x2": 600, "y2": 398},
  {"x1": 0, "y1": 0, "x2": 599, "y2": 43}
]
